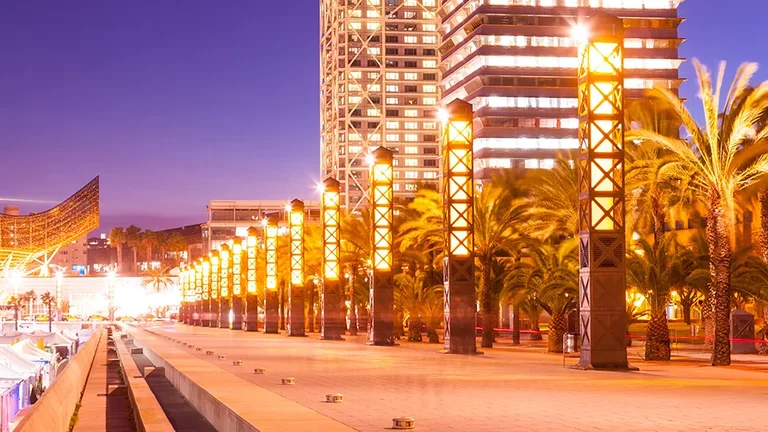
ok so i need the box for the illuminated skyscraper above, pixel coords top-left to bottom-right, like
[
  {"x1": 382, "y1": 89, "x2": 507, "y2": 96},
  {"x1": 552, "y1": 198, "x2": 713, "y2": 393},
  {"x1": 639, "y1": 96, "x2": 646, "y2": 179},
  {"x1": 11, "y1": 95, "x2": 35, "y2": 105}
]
[
  {"x1": 321, "y1": 0, "x2": 442, "y2": 210},
  {"x1": 438, "y1": 0, "x2": 684, "y2": 179}
]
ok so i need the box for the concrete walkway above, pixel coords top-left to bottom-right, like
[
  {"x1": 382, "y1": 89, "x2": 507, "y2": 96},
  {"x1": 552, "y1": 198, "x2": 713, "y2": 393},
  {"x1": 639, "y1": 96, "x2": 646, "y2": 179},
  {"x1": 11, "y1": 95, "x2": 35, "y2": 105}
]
[{"x1": 140, "y1": 323, "x2": 768, "y2": 432}]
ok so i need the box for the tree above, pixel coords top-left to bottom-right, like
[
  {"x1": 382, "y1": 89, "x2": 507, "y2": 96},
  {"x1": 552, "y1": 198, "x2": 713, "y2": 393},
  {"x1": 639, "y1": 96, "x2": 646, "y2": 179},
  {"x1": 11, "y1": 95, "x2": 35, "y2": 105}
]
[
  {"x1": 19, "y1": 290, "x2": 36, "y2": 318},
  {"x1": 7, "y1": 295, "x2": 20, "y2": 331},
  {"x1": 39, "y1": 292, "x2": 55, "y2": 332},
  {"x1": 141, "y1": 229, "x2": 157, "y2": 264},
  {"x1": 125, "y1": 225, "x2": 143, "y2": 274},
  {"x1": 155, "y1": 231, "x2": 171, "y2": 264},
  {"x1": 631, "y1": 60, "x2": 768, "y2": 365},
  {"x1": 524, "y1": 157, "x2": 579, "y2": 239},
  {"x1": 109, "y1": 227, "x2": 126, "y2": 274},
  {"x1": 341, "y1": 213, "x2": 372, "y2": 335},
  {"x1": 168, "y1": 233, "x2": 188, "y2": 261},
  {"x1": 61, "y1": 300, "x2": 70, "y2": 315},
  {"x1": 141, "y1": 266, "x2": 173, "y2": 293}
]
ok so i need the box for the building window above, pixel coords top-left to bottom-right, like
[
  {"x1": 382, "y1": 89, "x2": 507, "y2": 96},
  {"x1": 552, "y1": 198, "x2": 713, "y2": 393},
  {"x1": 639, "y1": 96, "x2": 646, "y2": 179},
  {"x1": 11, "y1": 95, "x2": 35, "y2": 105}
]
[
  {"x1": 386, "y1": 121, "x2": 400, "y2": 129},
  {"x1": 423, "y1": 60, "x2": 437, "y2": 68},
  {"x1": 386, "y1": 35, "x2": 398, "y2": 42},
  {"x1": 404, "y1": 109, "x2": 418, "y2": 117},
  {"x1": 404, "y1": 73, "x2": 418, "y2": 80},
  {"x1": 386, "y1": 134, "x2": 400, "y2": 142},
  {"x1": 367, "y1": 22, "x2": 380, "y2": 30},
  {"x1": 404, "y1": 122, "x2": 418, "y2": 129},
  {"x1": 349, "y1": 96, "x2": 362, "y2": 104},
  {"x1": 386, "y1": 109, "x2": 399, "y2": 116},
  {"x1": 423, "y1": 73, "x2": 436, "y2": 81},
  {"x1": 366, "y1": 10, "x2": 380, "y2": 18},
  {"x1": 404, "y1": 11, "x2": 417, "y2": 19},
  {"x1": 386, "y1": 84, "x2": 399, "y2": 92},
  {"x1": 405, "y1": 171, "x2": 419, "y2": 179},
  {"x1": 423, "y1": 171, "x2": 437, "y2": 179},
  {"x1": 368, "y1": 84, "x2": 380, "y2": 91},
  {"x1": 393, "y1": 183, "x2": 401, "y2": 191},
  {"x1": 386, "y1": 97, "x2": 399, "y2": 104},
  {"x1": 385, "y1": 60, "x2": 398, "y2": 67},
  {"x1": 368, "y1": 122, "x2": 380, "y2": 129},
  {"x1": 405, "y1": 48, "x2": 417, "y2": 56},
  {"x1": 367, "y1": 108, "x2": 380, "y2": 116},
  {"x1": 424, "y1": 134, "x2": 436, "y2": 142},
  {"x1": 405, "y1": 184, "x2": 418, "y2": 191},
  {"x1": 405, "y1": 61, "x2": 417, "y2": 68},
  {"x1": 404, "y1": 85, "x2": 418, "y2": 93},
  {"x1": 386, "y1": 48, "x2": 398, "y2": 55},
  {"x1": 423, "y1": 97, "x2": 437, "y2": 105},
  {"x1": 423, "y1": 35, "x2": 437, "y2": 44},
  {"x1": 405, "y1": 159, "x2": 418, "y2": 167},
  {"x1": 385, "y1": 72, "x2": 399, "y2": 79},
  {"x1": 368, "y1": 47, "x2": 380, "y2": 55},
  {"x1": 367, "y1": 72, "x2": 379, "y2": 79},
  {"x1": 424, "y1": 159, "x2": 437, "y2": 167},
  {"x1": 423, "y1": 121, "x2": 436, "y2": 129},
  {"x1": 423, "y1": 147, "x2": 437, "y2": 155},
  {"x1": 404, "y1": 134, "x2": 419, "y2": 142},
  {"x1": 369, "y1": 133, "x2": 381, "y2": 141},
  {"x1": 404, "y1": 146, "x2": 418, "y2": 154},
  {"x1": 367, "y1": 60, "x2": 379, "y2": 67},
  {"x1": 349, "y1": 22, "x2": 362, "y2": 30},
  {"x1": 404, "y1": 36, "x2": 418, "y2": 44},
  {"x1": 350, "y1": 71, "x2": 362, "y2": 79},
  {"x1": 404, "y1": 24, "x2": 417, "y2": 31},
  {"x1": 422, "y1": 24, "x2": 436, "y2": 32}
]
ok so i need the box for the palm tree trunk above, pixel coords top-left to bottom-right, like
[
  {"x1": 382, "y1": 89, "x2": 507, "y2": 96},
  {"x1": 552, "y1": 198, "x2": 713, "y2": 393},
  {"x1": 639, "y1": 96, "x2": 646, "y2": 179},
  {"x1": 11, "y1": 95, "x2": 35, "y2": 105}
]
[
  {"x1": 708, "y1": 196, "x2": 732, "y2": 366},
  {"x1": 548, "y1": 312, "x2": 566, "y2": 353},
  {"x1": 681, "y1": 301, "x2": 692, "y2": 326},
  {"x1": 651, "y1": 192, "x2": 665, "y2": 243},
  {"x1": 116, "y1": 244, "x2": 122, "y2": 274},
  {"x1": 348, "y1": 267, "x2": 358, "y2": 335},
  {"x1": 133, "y1": 248, "x2": 138, "y2": 273},
  {"x1": 48, "y1": 304, "x2": 52, "y2": 332},
  {"x1": 760, "y1": 189, "x2": 768, "y2": 262},
  {"x1": 530, "y1": 314, "x2": 543, "y2": 341},
  {"x1": 645, "y1": 309, "x2": 671, "y2": 361},
  {"x1": 480, "y1": 259, "x2": 494, "y2": 348}
]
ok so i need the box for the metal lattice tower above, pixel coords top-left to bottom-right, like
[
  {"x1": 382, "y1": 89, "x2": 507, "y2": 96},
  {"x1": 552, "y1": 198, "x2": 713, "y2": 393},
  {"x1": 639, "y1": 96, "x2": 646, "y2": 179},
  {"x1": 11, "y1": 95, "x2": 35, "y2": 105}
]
[
  {"x1": 0, "y1": 176, "x2": 99, "y2": 275},
  {"x1": 321, "y1": 0, "x2": 441, "y2": 211}
]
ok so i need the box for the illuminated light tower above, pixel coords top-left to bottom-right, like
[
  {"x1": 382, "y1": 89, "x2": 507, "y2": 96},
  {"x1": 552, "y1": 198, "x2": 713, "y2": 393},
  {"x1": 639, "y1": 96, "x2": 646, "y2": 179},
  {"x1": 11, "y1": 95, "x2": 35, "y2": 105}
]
[
  {"x1": 245, "y1": 227, "x2": 260, "y2": 331},
  {"x1": 368, "y1": 146, "x2": 395, "y2": 346},
  {"x1": 210, "y1": 251, "x2": 220, "y2": 327},
  {"x1": 320, "y1": 178, "x2": 344, "y2": 340},
  {"x1": 574, "y1": 13, "x2": 632, "y2": 371},
  {"x1": 288, "y1": 199, "x2": 306, "y2": 336},
  {"x1": 55, "y1": 272, "x2": 64, "y2": 321},
  {"x1": 231, "y1": 237, "x2": 245, "y2": 330},
  {"x1": 201, "y1": 257, "x2": 211, "y2": 326},
  {"x1": 194, "y1": 260, "x2": 203, "y2": 326},
  {"x1": 218, "y1": 244, "x2": 232, "y2": 329},
  {"x1": 179, "y1": 264, "x2": 188, "y2": 324},
  {"x1": 264, "y1": 215, "x2": 280, "y2": 334},
  {"x1": 440, "y1": 99, "x2": 478, "y2": 355}
]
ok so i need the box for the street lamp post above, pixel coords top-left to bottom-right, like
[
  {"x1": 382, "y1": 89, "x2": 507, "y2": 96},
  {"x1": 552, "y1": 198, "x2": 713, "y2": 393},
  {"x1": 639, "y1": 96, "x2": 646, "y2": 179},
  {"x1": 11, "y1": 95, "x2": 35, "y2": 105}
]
[
  {"x1": 368, "y1": 146, "x2": 395, "y2": 346},
  {"x1": 245, "y1": 227, "x2": 259, "y2": 331},
  {"x1": 194, "y1": 260, "x2": 203, "y2": 326},
  {"x1": 575, "y1": 13, "x2": 632, "y2": 370},
  {"x1": 219, "y1": 244, "x2": 232, "y2": 329},
  {"x1": 288, "y1": 199, "x2": 306, "y2": 337},
  {"x1": 202, "y1": 257, "x2": 211, "y2": 326},
  {"x1": 210, "y1": 251, "x2": 220, "y2": 327},
  {"x1": 321, "y1": 178, "x2": 344, "y2": 340},
  {"x1": 264, "y1": 215, "x2": 280, "y2": 334},
  {"x1": 441, "y1": 99, "x2": 478, "y2": 354},
  {"x1": 231, "y1": 237, "x2": 245, "y2": 330}
]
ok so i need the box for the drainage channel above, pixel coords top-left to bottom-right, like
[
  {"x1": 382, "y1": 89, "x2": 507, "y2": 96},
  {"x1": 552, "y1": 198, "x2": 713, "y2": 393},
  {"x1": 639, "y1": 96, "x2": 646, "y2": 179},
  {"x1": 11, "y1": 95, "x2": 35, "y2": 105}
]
[
  {"x1": 105, "y1": 328, "x2": 138, "y2": 432},
  {"x1": 122, "y1": 339, "x2": 217, "y2": 432}
]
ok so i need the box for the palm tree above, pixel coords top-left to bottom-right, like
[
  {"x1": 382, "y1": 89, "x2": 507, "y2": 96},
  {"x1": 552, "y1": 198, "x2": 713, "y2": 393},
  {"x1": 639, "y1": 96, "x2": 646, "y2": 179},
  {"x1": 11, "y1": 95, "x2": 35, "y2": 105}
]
[
  {"x1": 394, "y1": 271, "x2": 426, "y2": 341},
  {"x1": 155, "y1": 231, "x2": 171, "y2": 264},
  {"x1": 20, "y1": 290, "x2": 36, "y2": 318},
  {"x1": 631, "y1": 60, "x2": 768, "y2": 365},
  {"x1": 141, "y1": 266, "x2": 173, "y2": 293},
  {"x1": 39, "y1": 292, "x2": 54, "y2": 332},
  {"x1": 141, "y1": 229, "x2": 157, "y2": 264},
  {"x1": 504, "y1": 238, "x2": 578, "y2": 353},
  {"x1": 7, "y1": 295, "x2": 20, "y2": 331},
  {"x1": 341, "y1": 213, "x2": 372, "y2": 335},
  {"x1": 125, "y1": 225, "x2": 143, "y2": 274},
  {"x1": 109, "y1": 227, "x2": 126, "y2": 274},
  {"x1": 524, "y1": 157, "x2": 579, "y2": 239},
  {"x1": 168, "y1": 232, "x2": 188, "y2": 259}
]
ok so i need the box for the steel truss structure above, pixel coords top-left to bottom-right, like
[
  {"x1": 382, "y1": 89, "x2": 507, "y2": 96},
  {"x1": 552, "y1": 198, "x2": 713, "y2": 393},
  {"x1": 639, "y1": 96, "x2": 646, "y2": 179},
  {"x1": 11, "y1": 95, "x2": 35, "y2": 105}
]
[{"x1": 0, "y1": 176, "x2": 99, "y2": 275}]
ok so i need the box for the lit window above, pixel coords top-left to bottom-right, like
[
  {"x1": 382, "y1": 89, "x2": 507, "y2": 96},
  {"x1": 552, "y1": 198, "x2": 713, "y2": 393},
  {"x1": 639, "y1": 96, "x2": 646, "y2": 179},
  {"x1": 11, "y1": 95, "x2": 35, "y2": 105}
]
[
  {"x1": 367, "y1": 108, "x2": 380, "y2": 116},
  {"x1": 369, "y1": 133, "x2": 381, "y2": 141},
  {"x1": 423, "y1": 85, "x2": 437, "y2": 93},
  {"x1": 422, "y1": 24, "x2": 436, "y2": 32},
  {"x1": 349, "y1": 22, "x2": 362, "y2": 30},
  {"x1": 405, "y1": 184, "x2": 418, "y2": 191},
  {"x1": 423, "y1": 60, "x2": 437, "y2": 68},
  {"x1": 368, "y1": 47, "x2": 380, "y2": 55},
  {"x1": 561, "y1": 118, "x2": 579, "y2": 129},
  {"x1": 348, "y1": 83, "x2": 361, "y2": 91},
  {"x1": 386, "y1": 85, "x2": 399, "y2": 92},
  {"x1": 366, "y1": 10, "x2": 379, "y2": 18},
  {"x1": 386, "y1": 97, "x2": 399, "y2": 104},
  {"x1": 423, "y1": 97, "x2": 437, "y2": 105},
  {"x1": 422, "y1": 11, "x2": 436, "y2": 19},
  {"x1": 423, "y1": 36, "x2": 437, "y2": 44},
  {"x1": 404, "y1": 36, "x2": 418, "y2": 44},
  {"x1": 405, "y1": 171, "x2": 419, "y2": 179},
  {"x1": 423, "y1": 122, "x2": 436, "y2": 129},
  {"x1": 349, "y1": 133, "x2": 362, "y2": 141},
  {"x1": 404, "y1": 0, "x2": 417, "y2": 5},
  {"x1": 404, "y1": 146, "x2": 418, "y2": 154},
  {"x1": 386, "y1": 134, "x2": 400, "y2": 142},
  {"x1": 405, "y1": 159, "x2": 418, "y2": 167},
  {"x1": 540, "y1": 118, "x2": 558, "y2": 128},
  {"x1": 386, "y1": 121, "x2": 400, "y2": 129},
  {"x1": 404, "y1": 73, "x2": 418, "y2": 80},
  {"x1": 348, "y1": 146, "x2": 362, "y2": 154},
  {"x1": 367, "y1": 72, "x2": 379, "y2": 79},
  {"x1": 404, "y1": 109, "x2": 418, "y2": 117},
  {"x1": 423, "y1": 171, "x2": 437, "y2": 179},
  {"x1": 385, "y1": 72, "x2": 399, "y2": 79},
  {"x1": 404, "y1": 11, "x2": 417, "y2": 19},
  {"x1": 367, "y1": 22, "x2": 380, "y2": 30},
  {"x1": 422, "y1": 0, "x2": 436, "y2": 6},
  {"x1": 404, "y1": 122, "x2": 418, "y2": 129},
  {"x1": 540, "y1": 159, "x2": 555, "y2": 169},
  {"x1": 368, "y1": 84, "x2": 381, "y2": 91},
  {"x1": 349, "y1": 96, "x2": 362, "y2": 104},
  {"x1": 350, "y1": 71, "x2": 362, "y2": 79},
  {"x1": 350, "y1": 10, "x2": 362, "y2": 17},
  {"x1": 393, "y1": 183, "x2": 400, "y2": 191},
  {"x1": 393, "y1": 159, "x2": 400, "y2": 167},
  {"x1": 525, "y1": 159, "x2": 539, "y2": 169},
  {"x1": 404, "y1": 134, "x2": 418, "y2": 142}
]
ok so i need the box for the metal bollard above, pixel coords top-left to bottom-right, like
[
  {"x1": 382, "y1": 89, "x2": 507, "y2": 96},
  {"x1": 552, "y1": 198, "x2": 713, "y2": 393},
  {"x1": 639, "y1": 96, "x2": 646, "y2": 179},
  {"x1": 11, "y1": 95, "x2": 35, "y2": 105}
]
[
  {"x1": 206, "y1": 350, "x2": 214, "y2": 355},
  {"x1": 233, "y1": 360, "x2": 243, "y2": 366},
  {"x1": 254, "y1": 368, "x2": 266, "y2": 374},
  {"x1": 326, "y1": 393, "x2": 343, "y2": 403},
  {"x1": 281, "y1": 377, "x2": 295, "y2": 385},
  {"x1": 218, "y1": 355, "x2": 227, "y2": 360},
  {"x1": 392, "y1": 417, "x2": 415, "y2": 429},
  {"x1": 188, "y1": 344, "x2": 195, "y2": 349},
  {"x1": 196, "y1": 347, "x2": 203, "y2": 351}
]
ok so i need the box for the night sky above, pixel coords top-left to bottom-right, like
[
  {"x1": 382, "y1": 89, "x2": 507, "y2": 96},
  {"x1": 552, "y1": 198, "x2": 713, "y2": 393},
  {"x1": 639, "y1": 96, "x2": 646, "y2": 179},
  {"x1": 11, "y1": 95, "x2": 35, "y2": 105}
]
[{"x1": 0, "y1": 1, "x2": 765, "y2": 233}]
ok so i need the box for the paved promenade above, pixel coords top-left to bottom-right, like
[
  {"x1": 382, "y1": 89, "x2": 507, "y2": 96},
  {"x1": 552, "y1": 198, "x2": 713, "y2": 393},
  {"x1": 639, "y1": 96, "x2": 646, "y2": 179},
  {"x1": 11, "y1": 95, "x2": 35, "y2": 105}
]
[{"x1": 143, "y1": 324, "x2": 767, "y2": 432}]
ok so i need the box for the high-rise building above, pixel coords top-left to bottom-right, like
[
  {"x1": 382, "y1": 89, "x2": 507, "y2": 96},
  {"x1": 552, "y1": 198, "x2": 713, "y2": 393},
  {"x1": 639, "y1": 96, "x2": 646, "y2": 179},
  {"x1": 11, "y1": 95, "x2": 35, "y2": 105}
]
[
  {"x1": 321, "y1": 0, "x2": 442, "y2": 211},
  {"x1": 439, "y1": 0, "x2": 684, "y2": 179}
]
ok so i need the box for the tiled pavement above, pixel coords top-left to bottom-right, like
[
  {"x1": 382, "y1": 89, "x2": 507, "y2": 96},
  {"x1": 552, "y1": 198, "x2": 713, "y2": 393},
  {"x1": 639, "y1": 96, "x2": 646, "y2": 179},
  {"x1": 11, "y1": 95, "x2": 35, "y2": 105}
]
[{"x1": 144, "y1": 324, "x2": 768, "y2": 432}]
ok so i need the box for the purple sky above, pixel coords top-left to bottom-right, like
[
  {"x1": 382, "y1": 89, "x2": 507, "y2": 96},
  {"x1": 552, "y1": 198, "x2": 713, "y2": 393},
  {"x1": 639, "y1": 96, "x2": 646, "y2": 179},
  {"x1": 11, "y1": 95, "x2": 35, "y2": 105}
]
[{"x1": 0, "y1": 0, "x2": 765, "y2": 234}]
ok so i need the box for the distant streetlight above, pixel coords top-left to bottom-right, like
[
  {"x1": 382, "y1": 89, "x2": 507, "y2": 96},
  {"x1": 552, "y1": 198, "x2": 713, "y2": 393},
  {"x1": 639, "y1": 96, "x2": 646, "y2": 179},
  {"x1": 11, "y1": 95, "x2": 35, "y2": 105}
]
[
  {"x1": 321, "y1": 178, "x2": 344, "y2": 340},
  {"x1": 245, "y1": 227, "x2": 259, "y2": 331},
  {"x1": 288, "y1": 199, "x2": 306, "y2": 337},
  {"x1": 202, "y1": 257, "x2": 211, "y2": 326},
  {"x1": 218, "y1": 244, "x2": 232, "y2": 329},
  {"x1": 231, "y1": 237, "x2": 244, "y2": 330},
  {"x1": 264, "y1": 215, "x2": 280, "y2": 334},
  {"x1": 368, "y1": 146, "x2": 395, "y2": 346},
  {"x1": 210, "y1": 251, "x2": 220, "y2": 327},
  {"x1": 194, "y1": 260, "x2": 203, "y2": 326}
]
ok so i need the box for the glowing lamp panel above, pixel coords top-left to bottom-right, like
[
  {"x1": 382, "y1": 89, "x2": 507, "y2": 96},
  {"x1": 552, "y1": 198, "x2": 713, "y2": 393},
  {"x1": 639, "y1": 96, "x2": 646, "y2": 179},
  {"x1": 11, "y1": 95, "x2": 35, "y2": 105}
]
[
  {"x1": 247, "y1": 235, "x2": 257, "y2": 294},
  {"x1": 211, "y1": 257, "x2": 219, "y2": 299},
  {"x1": 290, "y1": 211, "x2": 304, "y2": 287},
  {"x1": 233, "y1": 243, "x2": 242, "y2": 296},
  {"x1": 220, "y1": 251, "x2": 230, "y2": 298},
  {"x1": 266, "y1": 226, "x2": 278, "y2": 291},
  {"x1": 371, "y1": 162, "x2": 393, "y2": 271},
  {"x1": 202, "y1": 261, "x2": 210, "y2": 301},
  {"x1": 322, "y1": 191, "x2": 340, "y2": 281},
  {"x1": 444, "y1": 118, "x2": 474, "y2": 258},
  {"x1": 194, "y1": 266, "x2": 202, "y2": 301}
]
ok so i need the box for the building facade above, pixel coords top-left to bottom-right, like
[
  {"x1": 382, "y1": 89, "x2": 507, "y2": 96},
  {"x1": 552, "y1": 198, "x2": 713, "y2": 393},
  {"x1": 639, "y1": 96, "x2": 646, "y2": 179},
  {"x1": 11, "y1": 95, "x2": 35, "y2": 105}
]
[
  {"x1": 49, "y1": 237, "x2": 89, "y2": 275},
  {"x1": 438, "y1": 0, "x2": 684, "y2": 179},
  {"x1": 321, "y1": 0, "x2": 442, "y2": 210},
  {"x1": 204, "y1": 200, "x2": 321, "y2": 253}
]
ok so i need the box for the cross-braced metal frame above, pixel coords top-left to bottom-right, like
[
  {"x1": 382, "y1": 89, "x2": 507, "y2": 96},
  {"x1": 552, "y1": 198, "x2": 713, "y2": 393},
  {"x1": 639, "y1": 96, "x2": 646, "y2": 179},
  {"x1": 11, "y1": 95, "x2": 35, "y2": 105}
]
[
  {"x1": 194, "y1": 261, "x2": 202, "y2": 325},
  {"x1": 575, "y1": 13, "x2": 632, "y2": 370},
  {"x1": 441, "y1": 99, "x2": 477, "y2": 354},
  {"x1": 218, "y1": 244, "x2": 231, "y2": 329},
  {"x1": 230, "y1": 237, "x2": 244, "y2": 330},
  {"x1": 321, "y1": 178, "x2": 344, "y2": 340},
  {"x1": 368, "y1": 146, "x2": 395, "y2": 346},
  {"x1": 210, "y1": 251, "x2": 220, "y2": 327},
  {"x1": 245, "y1": 227, "x2": 259, "y2": 331},
  {"x1": 0, "y1": 176, "x2": 99, "y2": 275},
  {"x1": 181, "y1": 265, "x2": 189, "y2": 324},
  {"x1": 320, "y1": 0, "x2": 440, "y2": 211},
  {"x1": 288, "y1": 200, "x2": 306, "y2": 336},
  {"x1": 202, "y1": 257, "x2": 211, "y2": 326},
  {"x1": 264, "y1": 216, "x2": 280, "y2": 334}
]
